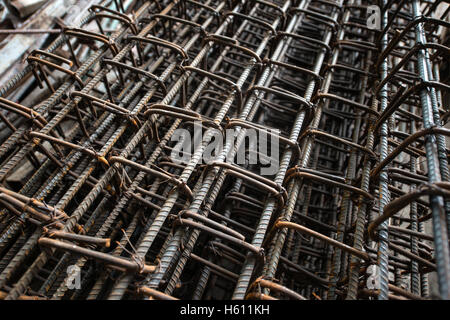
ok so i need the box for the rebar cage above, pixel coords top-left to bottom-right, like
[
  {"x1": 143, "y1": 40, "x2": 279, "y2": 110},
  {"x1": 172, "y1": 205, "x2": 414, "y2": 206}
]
[{"x1": 0, "y1": 0, "x2": 448, "y2": 300}]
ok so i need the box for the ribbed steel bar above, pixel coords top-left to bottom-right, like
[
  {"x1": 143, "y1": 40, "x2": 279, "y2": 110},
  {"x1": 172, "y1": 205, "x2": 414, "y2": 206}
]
[{"x1": 0, "y1": 0, "x2": 447, "y2": 301}]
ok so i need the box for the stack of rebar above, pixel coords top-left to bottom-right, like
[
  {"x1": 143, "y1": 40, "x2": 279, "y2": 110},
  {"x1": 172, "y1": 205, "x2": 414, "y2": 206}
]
[{"x1": 0, "y1": 0, "x2": 448, "y2": 300}]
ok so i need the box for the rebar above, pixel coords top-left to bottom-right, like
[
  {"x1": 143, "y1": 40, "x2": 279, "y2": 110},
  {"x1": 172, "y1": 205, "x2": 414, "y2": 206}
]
[{"x1": 0, "y1": 0, "x2": 448, "y2": 300}]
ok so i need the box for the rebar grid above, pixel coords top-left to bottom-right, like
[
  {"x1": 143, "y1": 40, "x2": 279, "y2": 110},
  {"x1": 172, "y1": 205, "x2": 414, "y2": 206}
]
[{"x1": 0, "y1": 0, "x2": 448, "y2": 300}]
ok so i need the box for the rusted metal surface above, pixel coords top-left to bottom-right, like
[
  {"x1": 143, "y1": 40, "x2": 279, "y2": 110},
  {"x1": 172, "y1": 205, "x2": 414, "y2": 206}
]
[{"x1": 0, "y1": 0, "x2": 448, "y2": 300}]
